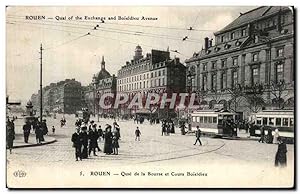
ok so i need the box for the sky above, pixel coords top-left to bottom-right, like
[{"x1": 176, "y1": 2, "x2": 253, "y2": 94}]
[{"x1": 6, "y1": 6, "x2": 256, "y2": 103}]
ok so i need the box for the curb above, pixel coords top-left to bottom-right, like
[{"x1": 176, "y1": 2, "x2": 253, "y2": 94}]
[{"x1": 12, "y1": 138, "x2": 57, "y2": 149}]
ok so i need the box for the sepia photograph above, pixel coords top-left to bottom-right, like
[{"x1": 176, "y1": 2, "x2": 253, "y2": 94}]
[{"x1": 5, "y1": 5, "x2": 295, "y2": 188}]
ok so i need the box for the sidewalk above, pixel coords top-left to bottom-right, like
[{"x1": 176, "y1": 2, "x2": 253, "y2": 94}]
[{"x1": 12, "y1": 133, "x2": 57, "y2": 149}]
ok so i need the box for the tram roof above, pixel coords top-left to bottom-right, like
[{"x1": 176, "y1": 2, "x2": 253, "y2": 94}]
[{"x1": 191, "y1": 109, "x2": 238, "y2": 115}]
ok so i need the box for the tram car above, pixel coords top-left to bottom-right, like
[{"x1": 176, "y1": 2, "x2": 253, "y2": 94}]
[
  {"x1": 250, "y1": 110, "x2": 294, "y2": 143},
  {"x1": 190, "y1": 110, "x2": 238, "y2": 137}
]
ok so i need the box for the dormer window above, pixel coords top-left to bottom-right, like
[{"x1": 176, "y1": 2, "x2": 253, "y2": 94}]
[
  {"x1": 254, "y1": 35, "x2": 259, "y2": 43},
  {"x1": 214, "y1": 47, "x2": 220, "y2": 52},
  {"x1": 206, "y1": 50, "x2": 211, "y2": 54},
  {"x1": 221, "y1": 35, "x2": 225, "y2": 43},
  {"x1": 224, "y1": 43, "x2": 231, "y2": 49},
  {"x1": 235, "y1": 41, "x2": 241, "y2": 46}
]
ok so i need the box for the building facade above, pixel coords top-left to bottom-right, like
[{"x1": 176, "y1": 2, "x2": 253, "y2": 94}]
[
  {"x1": 84, "y1": 56, "x2": 117, "y2": 116},
  {"x1": 117, "y1": 45, "x2": 186, "y2": 117},
  {"x1": 31, "y1": 78, "x2": 84, "y2": 114},
  {"x1": 185, "y1": 6, "x2": 294, "y2": 118}
]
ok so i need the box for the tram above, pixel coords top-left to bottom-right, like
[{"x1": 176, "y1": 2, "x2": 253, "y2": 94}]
[
  {"x1": 250, "y1": 110, "x2": 294, "y2": 142},
  {"x1": 190, "y1": 110, "x2": 238, "y2": 137}
]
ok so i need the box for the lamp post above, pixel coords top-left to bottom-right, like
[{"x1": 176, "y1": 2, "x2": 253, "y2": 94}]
[{"x1": 186, "y1": 70, "x2": 195, "y2": 131}]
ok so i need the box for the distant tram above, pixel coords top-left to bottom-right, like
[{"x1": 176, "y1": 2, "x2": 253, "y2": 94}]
[
  {"x1": 250, "y1": 110, "x2": 294, "y2": 141},
  {"x1": 190, "y1": 110, "x2": 238, "y2": 136}
]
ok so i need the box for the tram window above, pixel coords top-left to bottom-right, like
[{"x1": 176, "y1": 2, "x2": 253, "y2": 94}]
[
  {"x1": 263, "y1": 118, "x2": 267, "y2": 125},
  {"x1": 257, "y1": 117, "x2": 262, "y2": 125},
  {"x1": 192, "y1": 117, "x2": 196, "y2": 122},
  {"x1": 208, "y1": 117, "x2": 212, "y2": 123},
  {"x1": 196, "y1": 117, "x2": 200, "y2": 123},
  {"x1": 204, "y1": 117, "x2": 208, "y2": 123},
  {"x1": 275, "y1": 118, "x2": 281, "y2": 126},
  {"x1": 290, "y1": 118, "x2": 294, "y2": 127},
  {"x1": 200, "y1": 116, "x2": 204, "y2": 123},
  {"x1": 269, "y1": 118, "x2": 274, "y2": 126},
  {"x1": 283, "y1": 118, "x2": 289, "y2": 126},
  {"x1": 213, "y1": 117, "x2": 217, "y2": 123}
]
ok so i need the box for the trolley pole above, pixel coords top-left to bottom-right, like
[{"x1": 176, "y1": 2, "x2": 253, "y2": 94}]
[{"x1": 39, "y1": 43, "x2": 43, "y2": 123}]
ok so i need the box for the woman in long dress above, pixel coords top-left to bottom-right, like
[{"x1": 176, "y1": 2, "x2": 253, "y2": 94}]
[{"x1": 104, "y1": 126, "x2": 113, "y2": 155}]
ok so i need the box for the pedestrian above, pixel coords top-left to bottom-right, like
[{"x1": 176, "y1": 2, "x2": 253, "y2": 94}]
[
  {"x1": 23, "y1": 122, "x2": 31, "y2": 143},
  {"x1": 95, "y1": 125, "x2": 102, "y2": 152},
  {"x1": 161, "y1": 122, "x2": 166, "y2": 136},
  {"x1": 35, "y1": 122, "x2": 43, "y2": 144},
  {"x1": 6, "y1": 118, "x2": 15, "y2": 154},
  {"x1": 71, "y1": 126, "x2": 83, "y2": 161},
  {"x1": 81, "y1": 124, "x2": 89, "y2": 159},
  {"x1": 180, "y1": 122, "x2": 187, "y2": 135},
  {"x1": 112, "y1": 129, "x2": 120, "y2": 155},
  {"x1": 267, "y1": 128, "x2": 273, "y2": 144},
  {"x1": 135, "y1": 126, "x2": 141, "y2": 141},
  {"x1": 88, "y1": 124, "x2": 98, "y2": 156},
  {"x1": 273, "y1": 129, "x2": 279, "y2": 144},
  {"x1": 194, "y1": 126, "x2": 202, "y2": 146},
  {"x1": 275, "y1": 137, "x2": 287, "y2": 167},
  {"x1": 52, "y1": 126, "x2": 56, "y2": 134},
  {"x1": 258, "y1": 126, "x2": 265, "y2": 143},
  {"x1": 104, "y1": 125, "x2": 113, "y2": 155},
  {"x1": 171, "y1": 122, "x2": 175, "y2": 133}
]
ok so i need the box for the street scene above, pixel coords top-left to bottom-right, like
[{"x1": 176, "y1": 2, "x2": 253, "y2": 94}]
[{"x1": 6, "y1": 6, "x2": 294, "y2": 188}]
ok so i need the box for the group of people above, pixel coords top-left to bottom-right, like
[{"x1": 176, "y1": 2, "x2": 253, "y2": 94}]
[
  {"x1": 71, "y1": 120, "x2": 121, "y2": 161},
  {"x1": 161, "y1": 120, "x2": 175, "y2": 136},
  {"x1": 258, "y1": 126, "x2": 280, "y2": 144}
]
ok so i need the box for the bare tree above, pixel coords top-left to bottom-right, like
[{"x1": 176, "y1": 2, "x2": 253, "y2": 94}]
[
  {"x1": 270, "y1": 80, "x2": 288, "y2": 109},
  {"x1": 226, "y1": 84, "x2": 244, "y2": 112},
  {"x1": 243, "y1": 83, "x2": 265, "y2": 113}
]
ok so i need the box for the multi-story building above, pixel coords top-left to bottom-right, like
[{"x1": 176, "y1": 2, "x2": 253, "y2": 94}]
[
  {"x1": 84, "y1": 56, "x2": 117, "y2": 116},
  {"x1": 31, "y1": 78, "x2": 84, "y2": 114},
  {"x1": 117, "y1": 45, "x2": 186, "y2": 117},
  {"x1": 185, "y1": 6, "x2": 294, "y2": 118}
]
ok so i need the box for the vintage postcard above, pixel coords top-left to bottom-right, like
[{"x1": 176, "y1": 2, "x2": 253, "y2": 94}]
[{"x1": 6, "y1": 6, "x2": 295, "y2": 188}]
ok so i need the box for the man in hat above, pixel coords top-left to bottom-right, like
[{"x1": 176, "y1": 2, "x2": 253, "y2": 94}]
[
  {"x1": 88, "y1": 124, "x2": 99, "y2": 156},
  {"x1": 81, "y1": 123, "x2": 89, "y2": 159},
  {"x1": 71, "y1": 126, "x2": 83, "y2": 161}
]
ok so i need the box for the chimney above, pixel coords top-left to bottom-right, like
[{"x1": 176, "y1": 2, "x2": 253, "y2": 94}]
[{"x1": 204, "y1": 37, "x2": 209, "y2": 50}]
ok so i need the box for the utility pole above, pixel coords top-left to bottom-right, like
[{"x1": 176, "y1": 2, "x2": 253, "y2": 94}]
[{"x1": 39, "y1": 43, "x2": 43, "y2": 123}]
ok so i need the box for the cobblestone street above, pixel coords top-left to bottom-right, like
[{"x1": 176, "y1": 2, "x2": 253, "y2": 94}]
[{"x1": 7, "y1": 114, "x2": 295, "y2": 188}]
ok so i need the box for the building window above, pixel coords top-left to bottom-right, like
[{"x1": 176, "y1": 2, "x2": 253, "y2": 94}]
[
  {"x1": 277, "y1": 48, "x2": 284, "y2": 57},
  {"x1": 221, "y1": 35, "x2": 225, "y2": 43},
  {"x1": 162, "y1": 70, "x2": 165, "y2": 76},
  {"x1": 220, "y1": 72, "x2": 227, "y2": 89},
  {"x1": 151, "y1": 72, "x2": 153, "y2": 78},
  {"x1": 162, "y1": 78, "x2": 165, "y2": 85},
  {"x1": 155, "y1": 72, "x2": 157, "y2": 77},
  {"x1": 158, "y1": 79, "x2": 161, "y2": 86},
  {"x1": 202, "y1": 75, "x2": 207, "y2": 91},
  {"x1": 211, "y1": 61, "x2": 216, "y2": 69},
  {"x1": 231, "y1": 32, "x2": 235, "y2": 39},
  {"x1": 211, "y1": 74, "x2": 217, "y2": 91},
  {"x1": 276, "y1": 63, "x2": 284, "y2": 82},
  {"x1": 203, "y1": 63, "x2": 207, "y2": 71},
  {"x1": 158, "y1": 71, "x2": 161, "y2": 76},
  {"x1": 221, "y1": 59, "x2": 227, "y2": 68},
  {"x1": 241, "y1": 28, "x2": 246, "y2": 36},
  {"x1": 252, "y1": 68, "x2": 259, "y2": 85},
  {"x1": 233, "y1": 57, "x2": 238, "y2": 66},
  {"x1": 232, "y1": 71, "x2": 238, "y2": 87},
  {"x1": 252, "y1": 53, "x2": 259, "y2": 62}
]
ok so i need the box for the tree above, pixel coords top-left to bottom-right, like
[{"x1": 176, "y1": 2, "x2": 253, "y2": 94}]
[
  {"x1": 226, "y1": 84, "x2": 244, "y2": 112},
  {"x1": 195, "y1": 89, "x2": 208, "y2": 107},
  {"x1": 270, "y1": 80, "x2": 288, "y2": 109},
  {"x1": 243, "y1": 83, "x2": 265, "y2": 113}
]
